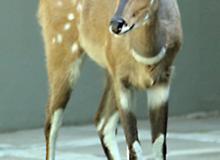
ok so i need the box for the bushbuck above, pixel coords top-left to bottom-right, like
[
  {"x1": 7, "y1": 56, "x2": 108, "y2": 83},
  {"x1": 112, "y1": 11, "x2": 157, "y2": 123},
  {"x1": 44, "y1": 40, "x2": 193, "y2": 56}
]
[{"x1": 38, "y1": 0, "x2": 183, "y2": 159}]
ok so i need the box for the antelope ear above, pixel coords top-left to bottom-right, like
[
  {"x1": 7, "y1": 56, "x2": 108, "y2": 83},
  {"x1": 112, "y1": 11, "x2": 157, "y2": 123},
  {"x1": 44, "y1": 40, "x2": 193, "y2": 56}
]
[{"x1": 150, "y1": 0, "x2": 159, "y2": 13}]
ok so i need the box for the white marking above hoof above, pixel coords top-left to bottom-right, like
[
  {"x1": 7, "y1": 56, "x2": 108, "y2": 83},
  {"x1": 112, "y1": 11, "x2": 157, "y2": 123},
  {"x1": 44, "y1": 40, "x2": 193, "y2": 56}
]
[
  {"x1": 132, "y1": 141, "x2": 144, "y2": 160},
  {"x1": 153, "y1": 134, "x2": 165, "y2": 160}
]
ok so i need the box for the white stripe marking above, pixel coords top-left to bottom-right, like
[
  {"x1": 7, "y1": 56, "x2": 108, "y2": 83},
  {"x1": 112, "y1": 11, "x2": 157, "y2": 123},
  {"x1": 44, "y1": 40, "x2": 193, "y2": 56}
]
[
  {"x1": 132, "y1": 141, "x2": 144, "y2": 160},
  {"x1": 49, "y1": 109, "x2": 64, "y2": 160},
  {"x1": 152, "y1": 134, "x2": 164, "y2": 160},
  {"x1": 103, "y1": 113, "x2": 121, "y2": 160}
]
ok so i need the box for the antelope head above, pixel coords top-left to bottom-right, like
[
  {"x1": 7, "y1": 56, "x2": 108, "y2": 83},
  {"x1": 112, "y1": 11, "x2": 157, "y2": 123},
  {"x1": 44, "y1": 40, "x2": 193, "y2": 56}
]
[{"x1": 110, "y1": 0, "x2": 159, "y2": 35}]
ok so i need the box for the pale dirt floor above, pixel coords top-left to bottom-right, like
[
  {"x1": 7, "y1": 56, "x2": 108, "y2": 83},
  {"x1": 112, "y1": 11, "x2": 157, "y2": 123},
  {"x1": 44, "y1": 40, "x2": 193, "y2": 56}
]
[{"x1": 0, "y1": 114, "x2": 219, "y2": 160}]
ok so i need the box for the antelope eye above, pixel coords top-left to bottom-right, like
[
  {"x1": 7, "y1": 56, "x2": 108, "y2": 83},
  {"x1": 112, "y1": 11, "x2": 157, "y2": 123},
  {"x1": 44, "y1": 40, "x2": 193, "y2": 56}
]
[
  {"x1": 132, "y1": 11, "x2": 139, "y2": 17},
  {"x1": 132, "y1": 7, "x2": 146, "y2": 17}
]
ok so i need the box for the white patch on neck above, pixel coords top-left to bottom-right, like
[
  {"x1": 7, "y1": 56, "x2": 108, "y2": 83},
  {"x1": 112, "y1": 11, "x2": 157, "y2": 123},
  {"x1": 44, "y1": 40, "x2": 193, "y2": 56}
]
[
  {"x1": 147, "y1": 85, "x2": 170, "y2": 108},
  {"x1": 132, "y1": 141, "x2": 144, "y2": 160},
  {"x1": 131, "y1": 47, "x2": 166, "y2": 65},
  {"x1": 49, "y1": 109, "x2": 64, "y2": 160},
  {"x1": 67, "y1": 13, "x2": 75, "y2": 21},
  {"x1": 64, "y1": 23, "x2": 71, "y2": 31},
  {"x1": 152, "y1": 134, "x2": 165, "y2": 160},
  {"x1": 103, "y1": 113, "x2": 121, "y2": 160}
]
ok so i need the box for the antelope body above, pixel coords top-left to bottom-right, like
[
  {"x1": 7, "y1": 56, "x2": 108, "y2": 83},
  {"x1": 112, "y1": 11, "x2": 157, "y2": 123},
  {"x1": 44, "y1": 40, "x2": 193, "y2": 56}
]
[{"x1": 38, "y1": 0, "x2": 182, "y2": 159}]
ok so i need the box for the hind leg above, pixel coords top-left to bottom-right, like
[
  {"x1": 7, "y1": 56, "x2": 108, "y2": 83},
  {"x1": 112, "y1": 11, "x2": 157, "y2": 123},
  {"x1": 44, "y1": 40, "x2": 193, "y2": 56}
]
[
  {"x1": 45, "y1": 52, "x2": 84, "y2": 160},
  {"x1": 39, "y1": 2, "x2": 85, "y2": 159},
  {"x1": 45, "y1": 49, "x2": 84, "y2": 160},
  {"x1": 94, "y1": 75, "x2": 121, "y2": 160},
  {"x1": 42, "y1": 24, "x2": 84, "y2": 160}
]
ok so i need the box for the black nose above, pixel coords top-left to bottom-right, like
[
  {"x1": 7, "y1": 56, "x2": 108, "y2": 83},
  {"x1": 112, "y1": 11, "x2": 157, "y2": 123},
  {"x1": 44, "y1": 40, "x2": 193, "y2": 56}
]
[{"x1": 110, "y1": 18, "x2": 126, "y2": 34}]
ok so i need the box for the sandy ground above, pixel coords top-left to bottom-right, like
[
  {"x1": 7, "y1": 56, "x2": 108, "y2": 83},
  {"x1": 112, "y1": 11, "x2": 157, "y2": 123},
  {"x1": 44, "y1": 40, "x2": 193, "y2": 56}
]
[{"x1": 0, "y1": 115, "x2": 219, "y2": 160}]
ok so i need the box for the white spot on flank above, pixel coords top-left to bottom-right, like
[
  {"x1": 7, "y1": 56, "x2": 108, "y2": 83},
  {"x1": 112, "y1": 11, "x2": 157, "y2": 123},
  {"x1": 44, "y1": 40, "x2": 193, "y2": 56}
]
[
  {"x1": 147, "y1": 85, "x2": 170, "y2": 108},
  {"x1": 132, "y1": 141, "x2": 144, "y2": 160},
  {"x1": 71, "y1": 43, "x2": 79, "y2": 53},
  {"x1": 103, "y1": 113, "x2": 121, "y2": 160},
  {"x1": 49, "y1": 109, "x2": 64, "y2": 160},
  {"x1": 56, "y1": 34, "x2": 63, "y2": 44},
  {"x1": 64, "y1": 23, "x2": 71, "y2": 31},
  {"x1": 67, "y1": 13, "x2": 75, "y2": 21},
  {"x1": 77, "y1": 3, "x2": 82, "y2": 12},
  {"x1": 152, "y1": 134, "x2": 165, "y2": 160}
]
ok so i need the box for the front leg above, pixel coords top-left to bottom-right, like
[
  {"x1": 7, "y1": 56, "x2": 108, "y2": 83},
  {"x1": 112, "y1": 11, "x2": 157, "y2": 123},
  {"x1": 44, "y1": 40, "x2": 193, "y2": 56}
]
[
  {"x1": 147, "y1": 83, "x2": 170, "y2": 160},
  {"x1": 114, "y1": 79, "x2": 144, "y2": 160}
]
